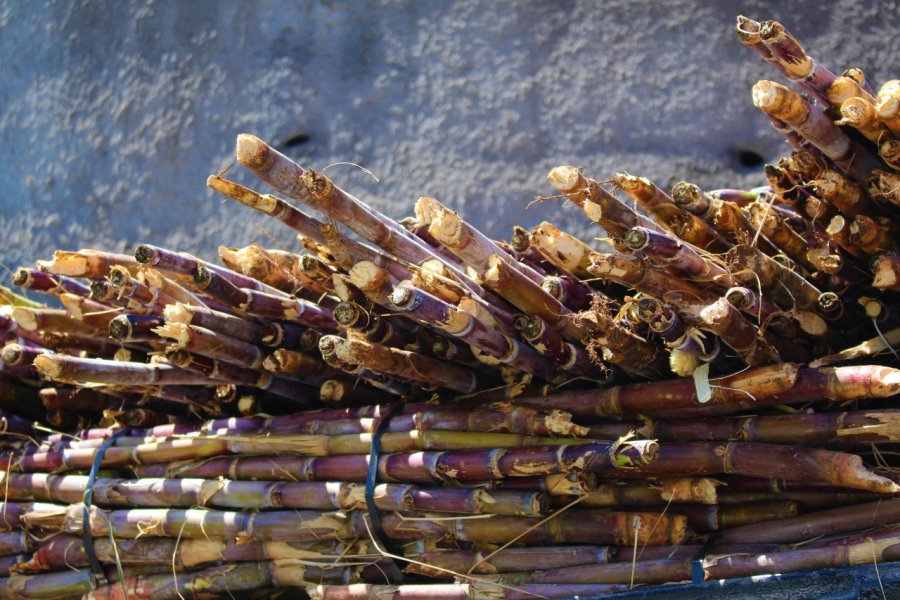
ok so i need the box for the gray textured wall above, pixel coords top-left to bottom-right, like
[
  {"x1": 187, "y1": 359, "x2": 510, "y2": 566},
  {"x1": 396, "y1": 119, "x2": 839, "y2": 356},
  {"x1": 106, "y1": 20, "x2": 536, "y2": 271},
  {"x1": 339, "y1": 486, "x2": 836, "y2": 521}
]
[{"x1": 1, "y1": 0, "x2": 898, "y2": 274}]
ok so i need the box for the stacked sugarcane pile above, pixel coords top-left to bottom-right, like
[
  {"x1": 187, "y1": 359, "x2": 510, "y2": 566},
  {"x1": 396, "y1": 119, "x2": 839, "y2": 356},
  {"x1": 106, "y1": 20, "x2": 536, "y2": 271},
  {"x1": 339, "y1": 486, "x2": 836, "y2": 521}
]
[{"x1": 1, "y1": 14, "x2": 900, "y2": 599}]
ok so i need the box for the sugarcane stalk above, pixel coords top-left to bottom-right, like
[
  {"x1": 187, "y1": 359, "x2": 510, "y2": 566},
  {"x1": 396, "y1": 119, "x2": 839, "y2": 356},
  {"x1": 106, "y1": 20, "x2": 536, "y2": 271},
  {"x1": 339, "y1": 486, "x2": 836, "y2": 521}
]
[
  {"x1": 10, "y1": 308, "x2": 98, "y2": 337},
  {"x1": 623, "y1": 227, "x2": 735, "y2": 289},
  {"x1": 747, "y1": 201, "x2": 821, "y2": 273},
  {"x1": 107, "y1": 314, "x2": 164, "y2": 342},
  {"x1": 587, "y1": 251, "x2": 715, "y2": 302},
  {"x1": 483, "y1": 558, "x2": 691, "y2": 586},
  {"x1": 734, "y1": 16, "x2": 794, "y2": 80},
  {"x1": 1, "y1": 473, "x2": 545, "y2": 517},
  {"x1": 704, "y1": 532, "x2": 900, "y2": 580},
  {"x1": 528, "y1": 222, "x2": 598, "y2": 280},
  {"x1": 481, "y1": 255, "x2": 586, "y2": 343},
  {"x1": 614, "y1": 174, "x2": 728, "y2": 252},
  {"x1": 415, "y1": 196, "x2": 544, "y2": 285},
  {"x1": 39, "y1": 249, "x2": 139, "y2": 279},
  {"x1": 717, "y1": 491, "x2": 877, "y2": 511},
  {"x1": 136, "y1": 438, "x2": 658, "y2": 484},
  {"x1": 16, "y1": 427, "x2": 594, "y2": 472},
  {"x1": 218, "y1": 244, "x2": 306, "y2": 296},
  {"x1": 757, "y1": 20, "x2": 838, "y2": 104},
  {"x1": 726, "y1": 244, "x2": 822, "y2": 311},
  {"x1": 0, "y1": 568, "x2": 96, "y2": 598},
  {"x1": 404, "y1": 546, "x2": 611, "y2": 578},
  {"x1": 519, "y1": 316, "x2": 599, "y2": 378},
  {"x1": 32, "y1": 354, "x2": 215, "y2": 387},
  {"x1": 12, "y1": 268, "x2": 90, "y2": 298},
  {"x1": 546, "y1": 166, "x2": 659, "y2": 238},
  {"x1": 811, "y1": 168, "x2": 873, "y2": 218},
  {"x1": 155, "y1": 322, "x2": 265, "y2": 370},
  {"x1": 579, "y1": 478, "x2": 719, "y2": 507},
  {"x1": 389, "y1": 284, "x2": 556, "y2": 379},
  {"x1": 850, "y1": 214, "x2": 898, "y2": 254},
  {"x1": 18, "y1": 535, "x2": 356, "y2": 572},
  {"x1": 307, "y1": 584, "x2": 470, "y2": 600},
  {"x1": 699, "y1": 297, "x2": 781, "y2": 366},
  {"x1": 619, "y1": 442, "x2": 899, "y2": 493},
  {"x1": 84, "y1": 560, "x2": 351, "y2": 600},
  {"x1": 540, "y1": 275, "x2": 596, "y2": 313},
  {"x1": 355, "y1": 509, "x2": 687, "y2": 546},
  {"x1": 827, "y1": 75, "x2": 877, "y2": 109},
  {"x1": 839, "y1": 96, "x2": 891, "y2": 143},
  {"x1": 752, "y1": 80, "x2": 881, "y2": 181},
  {"x1": 642, "y1": 409, "x2": 900, "y2": 447},
  {"x1": 319, "y1": 335, "x2": 480, "y2": 393},
  {"x1": 672, "y1": 501, "x2": 799, "y2": 533},
  {"x1": 717, "y1": 498, "x2": 900, "y2": 544},
  {"x1": 134, "y1": 244, "x2": 277, "y2": 295},
  {"x1": 513, "y1": 363, "x2": 900, "y2": 418}
]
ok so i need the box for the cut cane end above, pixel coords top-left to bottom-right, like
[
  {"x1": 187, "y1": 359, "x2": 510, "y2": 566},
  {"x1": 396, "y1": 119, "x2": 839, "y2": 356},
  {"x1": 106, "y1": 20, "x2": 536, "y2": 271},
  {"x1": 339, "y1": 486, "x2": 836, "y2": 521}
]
[
  {"x1": 33, "y1": 354, "x2": 61, "y2": 379},
  {"x1": 547, "y1": 166, "x2": 581, "y2": 194},
  {"x1": 10, "y1": 307, "x2": 38, "y2": 331},
  {"x1": 235, "y1": 133, "x2": 268, "y2": 168}
]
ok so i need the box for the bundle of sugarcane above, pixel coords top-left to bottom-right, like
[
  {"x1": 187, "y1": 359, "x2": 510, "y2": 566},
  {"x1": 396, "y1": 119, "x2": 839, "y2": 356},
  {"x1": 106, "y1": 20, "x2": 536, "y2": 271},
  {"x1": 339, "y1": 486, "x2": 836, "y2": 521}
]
[{"x1": 1, "y1": 13, "x2": 900, "y2": 599}]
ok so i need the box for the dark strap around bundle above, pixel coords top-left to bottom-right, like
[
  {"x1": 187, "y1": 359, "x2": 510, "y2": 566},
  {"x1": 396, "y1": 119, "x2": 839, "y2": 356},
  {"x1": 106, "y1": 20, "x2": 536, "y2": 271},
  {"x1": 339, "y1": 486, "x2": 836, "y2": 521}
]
[
  {"x1": 691, "y1": 530, "x2": 720, "y2": 584},
  {"x1": 82, "y1": 428, "x2": 127, "y2": 580},
  {"x1": 365, "y1": 402, "x2": 405, "y2": 584}
]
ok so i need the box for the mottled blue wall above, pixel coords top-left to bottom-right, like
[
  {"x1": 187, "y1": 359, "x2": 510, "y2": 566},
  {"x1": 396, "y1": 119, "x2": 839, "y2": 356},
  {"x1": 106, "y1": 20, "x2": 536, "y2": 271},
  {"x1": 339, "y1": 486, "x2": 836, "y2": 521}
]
[{"x1": 1, "y1": 0, "x2": 898, "y2": 272}]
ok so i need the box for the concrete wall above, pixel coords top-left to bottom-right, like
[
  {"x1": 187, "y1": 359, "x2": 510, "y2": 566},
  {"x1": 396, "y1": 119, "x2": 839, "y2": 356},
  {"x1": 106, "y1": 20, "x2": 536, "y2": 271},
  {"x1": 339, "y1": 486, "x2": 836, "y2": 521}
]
[{"x1": 1, "y1": 0, "x2": 898, "y2": 271}]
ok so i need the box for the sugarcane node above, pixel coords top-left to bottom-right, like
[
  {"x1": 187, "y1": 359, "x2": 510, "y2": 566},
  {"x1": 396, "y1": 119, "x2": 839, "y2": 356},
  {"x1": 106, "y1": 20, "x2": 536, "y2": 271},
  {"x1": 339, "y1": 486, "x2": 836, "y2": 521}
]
[
  {"x1": 623, "y1": 227, "x2": 649, "y2": 251},
  {"x1": 301, "y1": 169, "x2": 332, "y2": 201}
]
